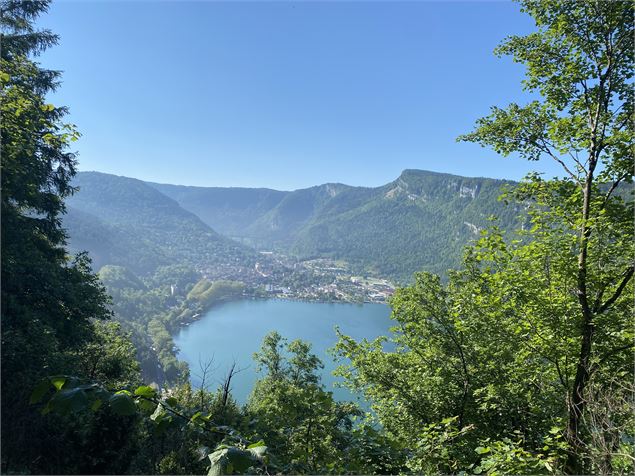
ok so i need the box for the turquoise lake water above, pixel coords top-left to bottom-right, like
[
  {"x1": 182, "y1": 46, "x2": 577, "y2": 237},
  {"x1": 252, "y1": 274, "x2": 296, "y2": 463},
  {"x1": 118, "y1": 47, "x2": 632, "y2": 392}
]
[{"x1": 173, "y1": 299, "x2": 393, "y2": 404}]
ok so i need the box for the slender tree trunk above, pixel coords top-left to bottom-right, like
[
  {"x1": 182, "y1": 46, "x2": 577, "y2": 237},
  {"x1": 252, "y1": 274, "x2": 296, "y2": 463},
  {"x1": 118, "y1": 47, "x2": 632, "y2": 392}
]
[{"x1": 566, "y1": 167, "x2": 595, "y2": 474}]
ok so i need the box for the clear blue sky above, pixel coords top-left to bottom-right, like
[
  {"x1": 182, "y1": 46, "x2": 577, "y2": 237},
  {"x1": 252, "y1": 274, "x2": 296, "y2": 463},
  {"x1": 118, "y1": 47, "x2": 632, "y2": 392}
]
[{"x1": 37, "y1": 0, "x2": 561, "y2": 190}]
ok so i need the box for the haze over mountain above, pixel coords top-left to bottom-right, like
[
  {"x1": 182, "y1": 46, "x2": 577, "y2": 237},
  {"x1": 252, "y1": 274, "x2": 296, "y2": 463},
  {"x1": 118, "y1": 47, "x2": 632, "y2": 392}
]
[
  {"x1": 65, "y1": 170, "x2": 521, "y2": 282},
  {"x1": 64, "y1": 172, "x2": 258, "y2": 276}
]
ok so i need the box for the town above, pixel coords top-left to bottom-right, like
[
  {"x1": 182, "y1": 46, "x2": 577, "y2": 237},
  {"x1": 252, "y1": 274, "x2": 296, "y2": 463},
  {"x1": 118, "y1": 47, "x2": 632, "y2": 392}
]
[{"x1": 197, "y1": 252, "x2": 395, "y2": 304}]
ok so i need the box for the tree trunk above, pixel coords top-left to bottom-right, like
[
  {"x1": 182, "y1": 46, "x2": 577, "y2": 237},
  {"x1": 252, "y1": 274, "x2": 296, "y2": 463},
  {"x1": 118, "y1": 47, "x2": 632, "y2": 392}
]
[{"x1": 566, "y1": 169, "x2": 595, "y2": 474}]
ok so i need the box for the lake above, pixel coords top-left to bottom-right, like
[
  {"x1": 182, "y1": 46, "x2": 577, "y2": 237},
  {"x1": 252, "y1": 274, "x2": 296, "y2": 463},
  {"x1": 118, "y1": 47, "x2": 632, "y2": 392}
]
[{"x1": 173, "y1": 299, "x2": 393, "y2": 404}]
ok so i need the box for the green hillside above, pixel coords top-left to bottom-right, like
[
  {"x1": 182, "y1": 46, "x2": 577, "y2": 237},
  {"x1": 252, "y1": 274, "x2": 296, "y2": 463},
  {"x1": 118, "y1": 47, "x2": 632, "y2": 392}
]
[
  {"x1": 149, "y1": 169, "x2": 522, "y2": 281},
  {"x1": 245, "y1": 183, "x2": 354, "y2": 247},
  {"x1": 292, "y1": 170, "x2": 523, "y2": 280},
  {"x1": 64, "y1": 172, "x2": 258, "y2": 275},
  {"x1": 148, "y1": 182, "x2": 287, "y2": 239},
  {"x1": 64, "y1": 206, "x2": 171, "y2": 275}
]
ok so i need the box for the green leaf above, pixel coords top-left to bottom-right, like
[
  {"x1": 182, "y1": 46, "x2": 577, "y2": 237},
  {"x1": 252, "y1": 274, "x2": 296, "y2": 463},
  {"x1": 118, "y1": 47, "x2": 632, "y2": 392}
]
[
  {"x1": 191, "y1": 411, "x2": 203, "y2": 422},
  {"x1": 228, "y1": 447, "x2": 260, "y2": 472},
  {"x1": 48, "y1": 388, "x2": 89, "y2": 414},
  {"x1": 207, "y1": 462, "x2": 222, "y2": 476},
  {"x1": 109, "y1": 393, "x2": 136, "y2": 416},
  {"x1": 50, "y1": 376, "x2": 66, "y2": 391},
  {"x1": 155, "y1": 416, "x2": 173, "y2": 435},
  {"x1": 196, "y1": 446, "x2": 211, "y2": 462},
  {"x1": 208, "y1": 448, "x2": 228, "y2": 476},
  {"x1": 134, "y1": 385, "x2": 156, "y2": 398},
  {"x1": 207, "y1": 446, "x2": 261, "y2": 476},
  {"x1": 247, "y1": 445, "x2": 267, "y2": 460},
  {"x1": 247, "y1": 440, "x2": 266, "y2": 449},
  {"x1": 137, "y1": 399, "x2": 157, "y2": 413},
  {"x1": 165, "y1": 397, "x2": 178, "y2": 407},
  {"x1": 475, "y1": 446, "x2": 491, "y2": 454},
  {"x1": 150, "y1": 404, "x2": 165, "y2": 421}
]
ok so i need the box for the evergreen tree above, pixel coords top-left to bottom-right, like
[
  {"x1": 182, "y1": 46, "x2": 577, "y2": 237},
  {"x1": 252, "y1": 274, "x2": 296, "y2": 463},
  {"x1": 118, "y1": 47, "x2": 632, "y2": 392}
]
[{"x1": 1, "y1": 2, "x2": 138, "y2": 472}]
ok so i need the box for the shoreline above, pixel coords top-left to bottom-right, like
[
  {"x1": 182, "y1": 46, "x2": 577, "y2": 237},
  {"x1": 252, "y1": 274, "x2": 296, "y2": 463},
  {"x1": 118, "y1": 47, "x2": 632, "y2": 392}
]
[{"x1": 177, "y1": 293, "x2": 390, "y2": 328}]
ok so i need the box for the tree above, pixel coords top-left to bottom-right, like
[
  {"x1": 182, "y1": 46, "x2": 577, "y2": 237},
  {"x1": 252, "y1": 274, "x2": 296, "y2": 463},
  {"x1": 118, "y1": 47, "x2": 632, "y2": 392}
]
[
  {"x1": 336, "y1": 1, "x2": 633, "y2": 474},
  {"x1": 1, "y1": 1, "x2": 139, "y2": 472},
  {"x1": 248, "y1": 332, "x2": 359, "y2": 473},
  {"x1": 458, "y1": 1, "x2": 633, "y2": 472}
]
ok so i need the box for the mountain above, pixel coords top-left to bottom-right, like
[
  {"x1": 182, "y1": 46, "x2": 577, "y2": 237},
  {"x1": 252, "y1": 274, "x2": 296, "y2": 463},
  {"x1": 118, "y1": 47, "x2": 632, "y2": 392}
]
[
  {"x1": 147, "y1": 183, "x2": 287, "y2": 240},
  {"x1": 63, "y1": 172, "x2": 257, "y2": 276},
  {"x1": 63, "y1": 206, "x2": 167, "y2": 275},
  {"x1": 148, "y1": 169, "x2": 522, "y2": 282},
  {"x1": 290, "y1": 170, "x2": 522, "y2": 279}
]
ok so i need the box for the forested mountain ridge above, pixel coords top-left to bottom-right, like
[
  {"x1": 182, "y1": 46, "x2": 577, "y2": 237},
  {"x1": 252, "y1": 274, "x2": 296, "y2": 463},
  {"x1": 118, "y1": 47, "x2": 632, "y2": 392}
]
[
  {"x1": 290, "y1": 170, "x2": 522, "y2": 279},
  {"x1": 69, "y1": 169, "x2": 521, "y2": 282},
  {"x1": 148, "y1": 182, "x2": 288, "y2": 238},
  {"x1": 64, "y1": 172, "x2": 258, "y2": 276},
  {"x1": 149, "y1": 169, "x2": 521, "y2": 281}
]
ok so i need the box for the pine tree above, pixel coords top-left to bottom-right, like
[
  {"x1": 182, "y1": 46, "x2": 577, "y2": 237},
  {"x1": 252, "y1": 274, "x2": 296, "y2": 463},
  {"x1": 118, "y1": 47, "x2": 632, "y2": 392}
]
[{"x1": 1, "y1": 1, "x2": 117, "y2": 471}]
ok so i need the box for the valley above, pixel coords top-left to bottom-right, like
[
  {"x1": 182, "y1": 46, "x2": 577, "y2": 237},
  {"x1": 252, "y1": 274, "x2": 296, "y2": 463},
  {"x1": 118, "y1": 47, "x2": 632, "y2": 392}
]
[
  {"x1": 66, "y1": 168, "x2": 521, "y2": 282},
  {"x1": 149, "y1": 168, "x2": 522, "y2": 281},
  {"x1": 62, "y1": 168, "x2": 517, "y2": 386}
]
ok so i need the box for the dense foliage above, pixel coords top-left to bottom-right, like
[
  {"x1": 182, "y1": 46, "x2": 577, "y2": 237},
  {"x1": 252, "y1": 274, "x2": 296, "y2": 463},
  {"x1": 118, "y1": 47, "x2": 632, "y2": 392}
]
[
  {"x1": 461, "y1": 1, "x2": 634, "y2": 471},
  {"x1": 247, "y1": 332, "x2": 361, "y2": 473},
  {"x1": 336, "y1": 0, "x2": 634, "y2": 474},
  {"x1": 1, "y1": 2, "x2": 141, "y2": 471},
  {"x1": 65, "y1": 171, "x2": 258, "y2": 276}
]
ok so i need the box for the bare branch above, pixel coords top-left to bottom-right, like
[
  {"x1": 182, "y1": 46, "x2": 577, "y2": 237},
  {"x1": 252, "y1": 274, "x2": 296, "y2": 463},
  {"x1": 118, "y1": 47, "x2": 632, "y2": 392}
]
[
  {"x1": 598, "y1": 266, "x2": 634, "y2": 314},
  {"x1": 218, "y1": 361, "x2": 248, "y2": 407},
  {"x1": 538, "y1": 139, "x2": 582, "y2": 184},
  {"x1": 601, "y1": 172, "x2": 630, "y2": 208}
]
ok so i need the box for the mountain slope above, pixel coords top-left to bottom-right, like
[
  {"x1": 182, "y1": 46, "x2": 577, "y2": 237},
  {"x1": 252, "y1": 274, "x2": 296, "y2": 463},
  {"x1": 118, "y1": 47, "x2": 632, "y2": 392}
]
[
  {"x1": 149, "y1": 169, "x2": 522, "y2": 282},
  {"x1": 64, "y1": 172, "x2": 257, "y2": 275},
  {"x1": 244, "y1": 183, "x2": 354, "y2": 247},
  {"x1": 63, "y1": 206, "x2": 169, "y2": 275},
  {"x1": 292, "y1": 170, "x2": 521, "y2": 279},
  {"x1": 148, "y1": 183, "x2": 287, "y2": 239}
]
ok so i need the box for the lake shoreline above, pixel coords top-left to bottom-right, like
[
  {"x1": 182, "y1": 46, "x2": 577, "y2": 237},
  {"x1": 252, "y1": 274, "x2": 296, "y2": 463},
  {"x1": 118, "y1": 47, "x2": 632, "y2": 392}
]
[{"x1": 177, "y1": 293, "x2": 390, "y2": 329}]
